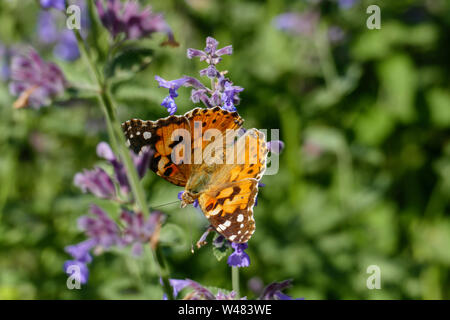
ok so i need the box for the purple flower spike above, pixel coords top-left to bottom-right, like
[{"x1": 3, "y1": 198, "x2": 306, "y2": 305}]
[
  {"x1": 10, "y1": 49, "x2": 67, "y2": 109},
  {"x1": 74, "y1": 167, "x2": 116, "y2": 199},
  {"x1": 40, "y1": 0, "x2": 65, "y2": 11},
  {"x1": 227, "y1": 242, "x2": 250, "y2": 268},
  {"x1": 63, "y1": 260, "x2": 89, "y2": 284},
  {"x1": 96, "y1": 0, "x2": 175, "y2": 42}
]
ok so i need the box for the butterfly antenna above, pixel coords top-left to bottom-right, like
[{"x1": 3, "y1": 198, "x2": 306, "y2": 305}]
[{"x1": 151, "y1": 200, "x2": 181, "y2": 209}]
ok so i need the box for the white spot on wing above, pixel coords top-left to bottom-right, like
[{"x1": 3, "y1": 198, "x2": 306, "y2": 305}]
[
  {"x1": 229, "y1": 235, "x2": 236, "y2": 241},
  {"x1": 237, "y1": 214, "x2": 244, "y2": 222},
  {"x1": 144, "y1": 132, "x2": 151, "y2": 140}
]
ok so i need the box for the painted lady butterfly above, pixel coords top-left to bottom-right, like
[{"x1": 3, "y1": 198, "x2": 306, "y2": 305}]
[{"x1": 122, "y1": 107, "x2": 268, "y2": 243}]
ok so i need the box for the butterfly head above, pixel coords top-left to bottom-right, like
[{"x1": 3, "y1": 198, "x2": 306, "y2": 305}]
[{"x1": 180, "y1": 190, "x2": 199, "y2": 208}]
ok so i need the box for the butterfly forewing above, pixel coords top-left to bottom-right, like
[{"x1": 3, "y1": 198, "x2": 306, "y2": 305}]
[{"x1": 122, "y1": 115, "x2": 191, "y2": 186}]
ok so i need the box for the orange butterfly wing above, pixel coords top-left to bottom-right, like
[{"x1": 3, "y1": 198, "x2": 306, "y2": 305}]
[
  {"x1": 122, "y1": 115, "x2": 191, "y2": 187},
  {"x1": 198, "y1": 129, "x2": 268, "y2": 243}
]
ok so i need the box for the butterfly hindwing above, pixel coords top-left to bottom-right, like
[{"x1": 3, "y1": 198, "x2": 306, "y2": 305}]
[{"x1": 199, "y1": 179, "x2": 258, "y2": 243}]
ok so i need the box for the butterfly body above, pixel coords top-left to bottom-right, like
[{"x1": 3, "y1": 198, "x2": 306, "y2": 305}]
[{"x1": 122, "y1": 107, "x2": 268, "y2": 243}]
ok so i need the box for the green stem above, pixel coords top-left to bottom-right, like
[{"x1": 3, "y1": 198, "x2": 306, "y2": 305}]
[
  {"x1": 232, "y1": 267, "x2": 240, "y2": 298},
  {"x1": 155, "y1": 245, "x2": 174, "y2": 300},
  {"x1": 99, "y1": 88, "x2": 150, "y2": 217},
  {"x1": 69, "y1": 15, "x2": 173, "y2": 299}
]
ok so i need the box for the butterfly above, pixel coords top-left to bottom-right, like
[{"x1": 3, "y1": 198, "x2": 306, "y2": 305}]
[{"x1": 122, "y1": 107, "x2": 268, "y2": 243}]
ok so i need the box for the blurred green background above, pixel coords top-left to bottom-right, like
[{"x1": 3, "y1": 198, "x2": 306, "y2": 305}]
[{"x1": 0, "y1": 0, "x2": 449, "y2": 299}]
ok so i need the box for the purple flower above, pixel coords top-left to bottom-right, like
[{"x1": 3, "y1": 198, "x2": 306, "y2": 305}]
[
  {"x1": 273, "y1": 12, "x2": 319, "y2": 36},
  {"x1": 155, "y1": 75, "x2": 206, "y2": 114},
  {"x1": 199, "y1": 65, "x2": 219, "y2": 79},
  {"x1": 227, "y1": 242, "x2": 250, "y2": 268},
  {"x1": 9, "y1": 49, "x2": 67, "y2": 109},
  {"x1": 120, "y1": 210, "x2": 165, "y2": 256},
  {"x1": 74, "y1": 167, "x2": 117, "y2": 199},
  {"x1": 96, "y1": 0, "x2": 175, "y2": 43},
  {"x1": 77, "y1": 205, "x2": 123, "y2": 248},
  {"x1": 259, "y1": 280, "x2": 303, "y2": 300},
  {"x1": 161, "y1": 96, "x2": 177, "y2": 115},
  {"x1": 63, "y1": 260, "x2": 89, "y2": 284},
  {"x1": 187, "y1": 36, "x2": 233, "y2": 65},
  {"x1": 220, "y1": 79, "x2": 243, "y2": 112},
  {"x1": 65, "y1": 239, "x2": 95, "y2": 263},
  {"x1": 40, "y1": 0, "x2": 65, "y2": 11}
]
